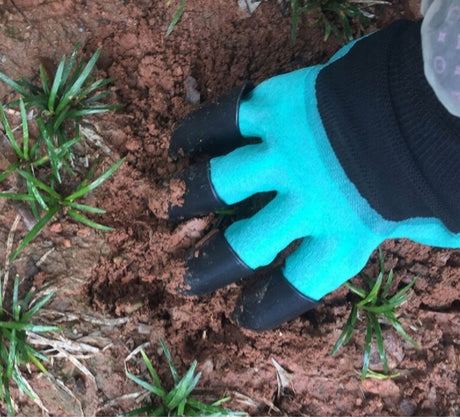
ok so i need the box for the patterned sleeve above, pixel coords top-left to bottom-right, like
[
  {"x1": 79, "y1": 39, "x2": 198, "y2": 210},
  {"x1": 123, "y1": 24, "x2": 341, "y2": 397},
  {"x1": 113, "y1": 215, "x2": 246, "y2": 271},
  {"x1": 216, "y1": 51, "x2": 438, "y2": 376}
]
[{"x1": 421, "y1": 0, "x2": 460, "y2": 116}]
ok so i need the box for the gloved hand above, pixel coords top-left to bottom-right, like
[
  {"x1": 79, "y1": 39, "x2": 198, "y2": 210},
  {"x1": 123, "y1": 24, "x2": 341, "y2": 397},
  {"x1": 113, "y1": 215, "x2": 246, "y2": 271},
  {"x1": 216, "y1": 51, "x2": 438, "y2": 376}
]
[{"x1": 162, "y1": 20, "x2": 460, "y2": 331}]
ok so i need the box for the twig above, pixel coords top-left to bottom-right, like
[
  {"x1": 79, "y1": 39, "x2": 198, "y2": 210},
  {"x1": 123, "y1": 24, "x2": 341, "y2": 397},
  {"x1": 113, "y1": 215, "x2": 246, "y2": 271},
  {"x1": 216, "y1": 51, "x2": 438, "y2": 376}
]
[
  {"x1": 9, "y1": 0, "x2": 32, "y2": 25},
  {"x1": 125, "y1": 342, "x2": 150, "y2": 364},
  {"x1": 27, "y1": 332, "x2": 98, "y2": 389},
  {"x1": 96, "y1": 390, "x2": 150, "y2": 414},
  {"x1": 37, "y1": 307, "x2": 130, "y2": 326},
  {"x1": 27, "y1": 331, "x2": 101, "y2": 355},
  {"x1": 42, "y1": 371, "x2": 84, "y2": 416},
  {"x1": 80, "y1": 122, "x2": 113, "y2": 156}
]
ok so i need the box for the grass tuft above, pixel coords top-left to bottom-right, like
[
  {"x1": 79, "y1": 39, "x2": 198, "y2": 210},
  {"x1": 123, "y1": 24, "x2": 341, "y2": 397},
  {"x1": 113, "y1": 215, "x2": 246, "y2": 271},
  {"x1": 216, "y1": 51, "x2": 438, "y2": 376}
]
[
  {"x1": 331, "y1": 247, "x2": 420, "y2": 380},
  {"x1": 0, "y1": 45, "x2": 123, "y2": 260},
  {"x1": 0, "y1": 273, "x2": 59, "y2": 416},
  {"x1": 290, "y1": 0, "x2": 390, "y2": 45},
  {"x1": 124, "y1": 339, "x2": 247, "y2": 417}
]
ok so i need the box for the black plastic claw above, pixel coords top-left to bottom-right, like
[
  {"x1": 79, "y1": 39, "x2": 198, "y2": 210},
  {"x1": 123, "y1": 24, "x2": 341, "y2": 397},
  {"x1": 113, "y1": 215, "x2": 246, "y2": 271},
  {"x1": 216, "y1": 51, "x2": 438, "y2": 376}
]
[
  {"x1": 180, "y1": 230, "x2": 254, "y2": 296},
  {"x1": 168, "y1": 161, "x2": 225, "y2": 221},
  {"x1": 232, "y1": 268, "x2": 318, "y2": 331},
  {"x1": 169, "y1": 82, "x2": 255, "y2": 158}
]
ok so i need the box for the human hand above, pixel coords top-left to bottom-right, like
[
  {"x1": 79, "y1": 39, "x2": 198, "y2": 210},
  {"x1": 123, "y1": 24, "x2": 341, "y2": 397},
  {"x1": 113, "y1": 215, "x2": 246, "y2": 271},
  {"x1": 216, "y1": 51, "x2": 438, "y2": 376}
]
[{"x1": 160, "y1": 21, "x2": 460, "y2": 331}]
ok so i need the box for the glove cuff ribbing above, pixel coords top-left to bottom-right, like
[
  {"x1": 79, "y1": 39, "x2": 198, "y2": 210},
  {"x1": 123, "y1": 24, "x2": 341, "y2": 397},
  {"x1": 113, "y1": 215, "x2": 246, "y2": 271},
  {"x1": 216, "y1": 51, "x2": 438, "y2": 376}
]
[{"x1": 316, "y1": 20, "x2": 460, "y2": 233}]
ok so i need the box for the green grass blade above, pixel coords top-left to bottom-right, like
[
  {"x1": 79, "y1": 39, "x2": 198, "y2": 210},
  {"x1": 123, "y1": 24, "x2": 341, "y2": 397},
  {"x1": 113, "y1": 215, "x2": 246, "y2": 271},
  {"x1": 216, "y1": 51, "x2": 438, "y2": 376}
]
[
  {"x1": 22, "y1": 342, "x2": 48, "y2": 363},
  {"x1": 185, "y1": 371, "x2": 201, "y2": 396},
  {"x1": 67, "y1": 209, "x2": 114, "y2": 231},
  {"x1": 331, "y1": 304, "x2": 358, "y2": 355},
  {"x1": 384, "y1": 312, "x2": 420, "y2": 348},
  {"x1": 67, "y1": 202, "x2": 106, "y2": 214},
  {"x1": 6, "y1": 329, "x2": 17, "y2": 380},
  {"x1": 52, "y1": 104, "x2": 71, "y2": 132},
  {"x1": 0, "y1": 274, "x2": 3, "y2": 316},
  {"x1": 19, "y1": 99, "x2": 29, "y2": 160},
  {"x1": 30, "y1": 181, "x2": 50, "y2": 211},
  {"x1": 361, "y1": 316, "x2": 373, "y2": 380},
  {"x1": 140, "y1": 349, "x2": 163, "y2": 391},
  {"x1": 20, "y1": 289, "x2": 34, "y2": 313},
  {"x1": 10, "y1": 206, "x2": 60, "y2": 261},
  {"x1": 48, "y1": 55, "x2": 66, "y2": 112},
  {"x1": 345, "y1": 281, "x2": 367, "y2": 299},
  {"x1": 65, "y1": 157, "x2": 124, "y2": 201},
  {"x1": 0, "y1": 161, "x2": 20, "y2": 183},
  {"x1": 3, "y1": 382, "x2": 14, "y2": 416},
  {"x1": 22, "y1": 292, "x2": 55, "y2": 323},
  {"x1": 30, "y1": 135, "x2": 42, "y2": 160},
  {"x1": 17, "y1": 169, "x2": 61, "y2": 200},
  {"x1": 56, "y1": 136, "x2": 82, "y2": 157},
  {"x1": 125, "y1": 370, "x2": 166, "y2": 398},
  {"x1": 39, "y1": 64, "x2": 50, "y2": 95},
  {"x1": 177, "y1": 399, "x2": 186, "y2": 416},
  {"x1": 66, "y1": 107, "x2": 117, "y2": 118},
  {"x1": 27, "y1": 180, "x2": 40, "y2": 220},
  {"x1": 362, "y1": 272, "x2": 375, "y2": 291},
  {"x1": 166, "y1": 0, "x2": 186, "y2": 36},
  {"x1": 370, "y1": 313, "x2": 388, "y2": 373},
  {"x1": 36, "y1": 116, "x2": 62, "y2": 183},
  {"x1": 160, "y1": 338, "x2": 179, "y2": 383},
  {"x1": 83, "y1": 89, "x2": 115, "y2": 104},
  {"x1": 27, "y1": 351, "x2": 48, "y2": 374},
  {"x1": 187, "y1": 397, "x2": 246, "y2": 416},
  {"x1": 389, "y1": 275, "x2": 419, "y2": 304},
  {"x1": 362, "y1": 302, "x2": 400, "y2": 314},
  {"x1": 382, "y1": 268, "x2": 393, "y2": 299},
  {"x1": 0, "y1": 321, "x2": 59, "y2": 332},
  {"x1": 77, "y1": 77, "x2": 113, "y2": 102},
  {"x1": 11, "y1": 368, "x2": 35, "y2": 400},
  {"x1": 17, "y1": 76, "x2": 40, "y2": 95},
  {"x1": 0, "y1": 105, "x2": 24, "y2": 159},
  {"x1": 33, "y1": 136, "x2": 81, "y2": 167},
  {"x1": 165, "y1": 361, "x2": 198, "y2": 409},
  {"x1": 64, "y1": 60, "x2": 85, "y2": 93},
  {"x1": 358, "y1": 272, "x2": 383, "y2": 308},
  {"x1": 365, "y1": 369, "x2": 401, "y2": 380},
  {"x1": 0, "y1": 192, "x2": 35, "y2": 201},
  {"x1": 55, "y1": 49, "x2": 101, "y2": 115},
  {"x1": 0, "y1": 71, "x2": 29, "y2": 96},
  {"x1": 61, "y1": 44, "x2": 80, "y2": 89}
]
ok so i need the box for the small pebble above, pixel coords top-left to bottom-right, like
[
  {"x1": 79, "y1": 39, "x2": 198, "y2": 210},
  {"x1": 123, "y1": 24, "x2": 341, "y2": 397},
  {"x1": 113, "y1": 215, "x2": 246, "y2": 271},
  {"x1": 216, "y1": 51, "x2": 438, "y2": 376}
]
[
  {"x1": 400, "y1": 399, "x2": 417, "y2": 416},
  {"x1": 185, "y1": 75, "x2": 200, "y2": 105}
]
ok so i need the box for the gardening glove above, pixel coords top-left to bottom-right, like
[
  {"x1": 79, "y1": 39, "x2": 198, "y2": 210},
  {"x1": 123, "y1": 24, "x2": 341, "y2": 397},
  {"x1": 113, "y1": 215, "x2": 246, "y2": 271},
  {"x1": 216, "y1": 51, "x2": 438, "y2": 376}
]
[{"x1": 164, "y1": 19, "x2": 460, "y2": 331}]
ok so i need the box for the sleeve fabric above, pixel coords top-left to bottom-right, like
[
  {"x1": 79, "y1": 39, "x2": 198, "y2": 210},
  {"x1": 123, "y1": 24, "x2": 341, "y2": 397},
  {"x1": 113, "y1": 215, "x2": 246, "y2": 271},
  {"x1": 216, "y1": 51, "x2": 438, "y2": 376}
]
[
  {"x1": 315, "y1": 20, "x2": 460, "y2": 234},
  {"x1": 421, "y1": 0, "x2": 460, "y2": 117}
]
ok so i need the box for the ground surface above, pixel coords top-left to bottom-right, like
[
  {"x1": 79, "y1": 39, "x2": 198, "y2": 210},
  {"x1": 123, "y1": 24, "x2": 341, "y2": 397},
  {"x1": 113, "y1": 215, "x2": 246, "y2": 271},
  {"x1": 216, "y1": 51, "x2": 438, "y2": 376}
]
[{"x1": 0, "y1": 0, "x2": 458, "y2": 416}]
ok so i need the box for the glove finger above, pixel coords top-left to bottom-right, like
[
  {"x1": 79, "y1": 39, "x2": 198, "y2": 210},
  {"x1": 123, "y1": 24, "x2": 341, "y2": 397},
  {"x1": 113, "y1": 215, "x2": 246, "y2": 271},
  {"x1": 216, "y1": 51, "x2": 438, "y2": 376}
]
[
  {"x1": 167, "y1": 161, "x2": 225, "y2": 221},
  {"x1": 224, "y1": 194, "x2": 311, "y2": 269},
  {"x1": 169, "y1": 83, "x2": 255, "y2": 158},
  {"x1": 167, "y1": 141, "x2": 280, "y2": 221},
  {"x1": 283, "y1": 235, "x2": 379, "y2": 301},
  {"x1": 231, "y1": 267, "x2": 318, "y2": 331},
  {"x1": 177, "y1": 229, "x2": 254, "y2": 296},
  {"x1": 210, "y1": 143, "x2": 282, "y2": 205}
]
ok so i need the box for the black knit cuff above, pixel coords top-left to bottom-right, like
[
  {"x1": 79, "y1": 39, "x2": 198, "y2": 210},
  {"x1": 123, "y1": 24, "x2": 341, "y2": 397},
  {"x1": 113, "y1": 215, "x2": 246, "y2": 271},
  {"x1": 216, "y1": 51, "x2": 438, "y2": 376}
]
[{"x1": 316, "y1": 20, "x2": 460, "y2": 233}]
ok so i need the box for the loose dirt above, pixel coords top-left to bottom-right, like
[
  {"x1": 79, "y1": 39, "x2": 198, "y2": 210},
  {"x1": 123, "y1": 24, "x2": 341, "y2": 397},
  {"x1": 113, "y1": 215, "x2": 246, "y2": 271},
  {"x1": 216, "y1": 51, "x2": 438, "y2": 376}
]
[{"x1": 0, "y1": 0, "x2": 458, "y2": 416}]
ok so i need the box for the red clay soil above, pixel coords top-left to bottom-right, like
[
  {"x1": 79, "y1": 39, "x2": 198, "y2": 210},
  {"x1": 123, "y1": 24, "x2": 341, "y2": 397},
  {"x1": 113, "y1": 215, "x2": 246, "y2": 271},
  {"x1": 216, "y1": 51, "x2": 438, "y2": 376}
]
[{"x1": 0, "y1": 0, "x2": 458, "y2": 416}]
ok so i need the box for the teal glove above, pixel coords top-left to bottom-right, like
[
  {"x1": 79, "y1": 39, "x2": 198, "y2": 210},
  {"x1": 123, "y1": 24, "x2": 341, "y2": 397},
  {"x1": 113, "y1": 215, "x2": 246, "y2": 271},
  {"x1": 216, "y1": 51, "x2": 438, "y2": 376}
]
[
  {"x1": 165, "y1": 20, "x2": 460, "y2": 330},
  {"x1": 213, "y1": 62, "x2": 460, "y2": 302}
]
